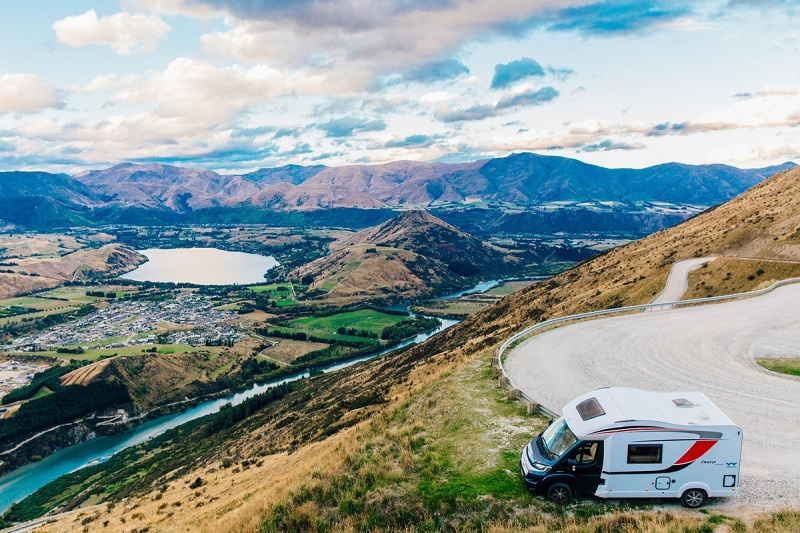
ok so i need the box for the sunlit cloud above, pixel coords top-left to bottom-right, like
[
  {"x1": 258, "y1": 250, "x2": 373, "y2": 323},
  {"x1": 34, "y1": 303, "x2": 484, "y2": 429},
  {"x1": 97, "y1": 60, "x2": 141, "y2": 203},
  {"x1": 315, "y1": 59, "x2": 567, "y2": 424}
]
[
  {"x1": 0, "y1": 74, "x2": 61, "y2": 114},
  {"x1": 53, "y1": 9, "x2": 171, "y2": 55}
]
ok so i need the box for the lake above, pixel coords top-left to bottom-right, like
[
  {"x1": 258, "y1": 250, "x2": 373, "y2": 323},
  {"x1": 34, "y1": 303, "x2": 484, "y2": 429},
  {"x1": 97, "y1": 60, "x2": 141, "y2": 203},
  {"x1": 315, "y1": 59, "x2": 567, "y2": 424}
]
[{"x1": 120, "y1": 248, "x2": 279, "y2": 285}]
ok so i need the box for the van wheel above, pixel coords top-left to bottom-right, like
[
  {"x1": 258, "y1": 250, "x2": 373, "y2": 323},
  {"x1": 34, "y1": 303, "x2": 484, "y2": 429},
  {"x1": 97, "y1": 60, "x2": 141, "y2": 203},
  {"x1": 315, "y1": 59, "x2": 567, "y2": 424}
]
[
  {"x1": 680, "y1": 488, "x2": 707, "y2": 508},
  {"x1": 547, "y1": 483, "x2": 573, "y2": 505}
]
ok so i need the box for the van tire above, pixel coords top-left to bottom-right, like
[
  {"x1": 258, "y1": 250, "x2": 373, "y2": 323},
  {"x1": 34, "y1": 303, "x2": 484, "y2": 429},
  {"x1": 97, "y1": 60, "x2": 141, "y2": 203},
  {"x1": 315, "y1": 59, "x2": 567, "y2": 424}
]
[
  {"x1": 680, "y1": 488, "x2": 707, "y2": 508},
  {"x1": 547, "y1": 483, "x2": 573, "y2": 505}
]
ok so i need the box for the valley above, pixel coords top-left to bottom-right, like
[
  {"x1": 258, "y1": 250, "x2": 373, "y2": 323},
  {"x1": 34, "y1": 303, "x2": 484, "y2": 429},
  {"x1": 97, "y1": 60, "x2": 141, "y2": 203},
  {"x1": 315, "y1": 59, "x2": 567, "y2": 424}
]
[{"x1": 0, "y1": 209, "x2": 564, "y2": 502}]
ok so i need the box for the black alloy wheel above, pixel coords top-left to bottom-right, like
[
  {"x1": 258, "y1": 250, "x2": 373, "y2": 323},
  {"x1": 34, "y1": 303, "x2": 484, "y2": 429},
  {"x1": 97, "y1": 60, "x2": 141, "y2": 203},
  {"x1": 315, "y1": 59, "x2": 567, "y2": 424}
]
[{"x1": 547, "y1": 482, "x2": 573, "y2": 505}]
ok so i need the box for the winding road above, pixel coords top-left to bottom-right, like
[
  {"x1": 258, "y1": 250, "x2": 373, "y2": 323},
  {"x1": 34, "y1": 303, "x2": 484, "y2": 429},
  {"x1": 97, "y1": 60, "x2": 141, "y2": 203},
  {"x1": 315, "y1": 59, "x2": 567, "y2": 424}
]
[
  {"x1": 648, "y1": 256, "x2": 714, "y2": 308},
  {"x1": 505, "y1": 260, "x2": 800, "y2": 508}
]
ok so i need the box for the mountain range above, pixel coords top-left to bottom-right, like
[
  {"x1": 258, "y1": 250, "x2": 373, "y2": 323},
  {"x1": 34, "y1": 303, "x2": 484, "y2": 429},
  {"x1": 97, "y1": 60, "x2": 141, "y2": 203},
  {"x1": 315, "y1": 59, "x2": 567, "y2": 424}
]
[{"x1": 0, "y1": 153, "x2": 794, "y2": 229}]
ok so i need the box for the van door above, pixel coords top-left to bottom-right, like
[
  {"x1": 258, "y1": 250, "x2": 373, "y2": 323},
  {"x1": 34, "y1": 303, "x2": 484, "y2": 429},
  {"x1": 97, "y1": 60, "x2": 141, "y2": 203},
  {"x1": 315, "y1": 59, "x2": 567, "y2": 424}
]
[{"x1": 565, "y1": 441, "x2": 604, "y2": 496}]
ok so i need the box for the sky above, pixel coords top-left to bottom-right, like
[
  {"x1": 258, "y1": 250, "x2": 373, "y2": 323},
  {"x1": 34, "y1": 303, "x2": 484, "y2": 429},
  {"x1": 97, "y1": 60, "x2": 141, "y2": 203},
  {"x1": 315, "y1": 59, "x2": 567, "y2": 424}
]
[{"x1": 0, "y1": 0, "x2": 798, "y2": 174}]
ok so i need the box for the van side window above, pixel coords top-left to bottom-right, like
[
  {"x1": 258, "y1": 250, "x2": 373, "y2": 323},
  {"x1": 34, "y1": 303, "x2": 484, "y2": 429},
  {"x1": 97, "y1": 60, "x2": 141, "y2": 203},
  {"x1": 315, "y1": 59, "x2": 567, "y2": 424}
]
[
  {"x1": 568, "y1": 442, "x2": 599, "y2": 465},
  {"x1": 627, "y1": 444, "x2": 662, "y2": 464}
]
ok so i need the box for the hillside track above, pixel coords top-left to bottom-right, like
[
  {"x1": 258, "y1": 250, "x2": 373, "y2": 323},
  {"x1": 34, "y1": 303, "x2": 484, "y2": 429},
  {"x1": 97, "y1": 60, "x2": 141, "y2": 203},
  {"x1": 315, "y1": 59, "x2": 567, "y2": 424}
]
[
  {"x1": 505, "y1": 284, "x2": 800, "y2": 509},
  {"x1": 648, "y1": 256, "x2": 714, "y2": 308}
]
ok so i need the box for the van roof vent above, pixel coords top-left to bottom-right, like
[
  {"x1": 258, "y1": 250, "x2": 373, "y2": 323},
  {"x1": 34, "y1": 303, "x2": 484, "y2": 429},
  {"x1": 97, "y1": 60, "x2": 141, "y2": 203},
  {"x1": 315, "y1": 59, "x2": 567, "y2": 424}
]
[
  {"x1": 576, "y1": 397, "x2": 606, "y2": 421},
  {"x1": 672, "y1": 398, "x2": 695, "y2": 408}
]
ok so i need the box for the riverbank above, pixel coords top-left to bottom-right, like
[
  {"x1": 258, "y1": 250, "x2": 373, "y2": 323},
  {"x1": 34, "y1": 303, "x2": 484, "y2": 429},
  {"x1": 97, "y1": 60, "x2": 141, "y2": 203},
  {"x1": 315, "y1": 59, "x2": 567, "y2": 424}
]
[{"x1": 0, "y1": 316, "x2": 457, "y2": 514}]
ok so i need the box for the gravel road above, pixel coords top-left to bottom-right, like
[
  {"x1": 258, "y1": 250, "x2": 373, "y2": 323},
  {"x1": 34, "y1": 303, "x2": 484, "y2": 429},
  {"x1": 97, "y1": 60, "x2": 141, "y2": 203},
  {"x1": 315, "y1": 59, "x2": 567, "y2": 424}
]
[
  {"x1": 648, "y1": 257, "x2": 714, "y2": 307},
  {"x1": 505, "y1": 283, "x2": 800, "y2": 509}
]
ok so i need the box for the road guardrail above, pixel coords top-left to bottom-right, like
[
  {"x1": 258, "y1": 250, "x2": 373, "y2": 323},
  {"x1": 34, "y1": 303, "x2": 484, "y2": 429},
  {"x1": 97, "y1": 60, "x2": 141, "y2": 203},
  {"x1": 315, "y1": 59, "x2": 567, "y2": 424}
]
[{"x1": 496, "y1": 276, "x2": 800, "y2": 419}]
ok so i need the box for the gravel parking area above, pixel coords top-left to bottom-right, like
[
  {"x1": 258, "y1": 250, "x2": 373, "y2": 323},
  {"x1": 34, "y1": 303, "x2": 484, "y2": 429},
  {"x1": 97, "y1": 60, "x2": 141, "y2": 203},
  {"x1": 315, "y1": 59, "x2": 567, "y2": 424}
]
[{"x1": 505, "y1": 283, "x2": 800, "y2": 509}]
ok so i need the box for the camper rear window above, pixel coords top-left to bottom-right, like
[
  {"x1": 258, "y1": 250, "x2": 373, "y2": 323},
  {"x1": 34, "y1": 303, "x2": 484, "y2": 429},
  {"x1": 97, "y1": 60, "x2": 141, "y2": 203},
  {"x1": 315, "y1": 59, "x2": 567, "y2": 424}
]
[
  {"x1": 627, "y1": 444, "x2": 662, "y2": 464},
  {"x1": 576, "y1": 397, "x2": 606, "y2": 421}
]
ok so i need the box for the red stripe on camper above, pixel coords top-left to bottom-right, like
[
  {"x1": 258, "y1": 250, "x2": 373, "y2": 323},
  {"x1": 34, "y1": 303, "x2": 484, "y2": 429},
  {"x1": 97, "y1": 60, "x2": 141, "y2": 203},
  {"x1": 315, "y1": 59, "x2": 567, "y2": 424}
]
[{"x1": 675, "y1": 440, "x2": 717, "y2": 465}]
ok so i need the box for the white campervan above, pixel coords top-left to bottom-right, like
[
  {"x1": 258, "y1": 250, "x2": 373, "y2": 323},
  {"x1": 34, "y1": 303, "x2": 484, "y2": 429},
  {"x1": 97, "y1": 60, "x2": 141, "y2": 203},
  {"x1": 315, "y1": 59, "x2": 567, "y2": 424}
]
[{"x1": 520, "y1": 387, "x2": 742, "y2": 508}]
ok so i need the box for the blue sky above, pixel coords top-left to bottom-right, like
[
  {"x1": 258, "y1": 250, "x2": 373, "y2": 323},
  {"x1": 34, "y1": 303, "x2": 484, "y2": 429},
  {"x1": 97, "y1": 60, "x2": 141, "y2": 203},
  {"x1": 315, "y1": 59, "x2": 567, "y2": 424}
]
[{"x1": 0, "y1": 0, "x2": 798, "y2": 173}]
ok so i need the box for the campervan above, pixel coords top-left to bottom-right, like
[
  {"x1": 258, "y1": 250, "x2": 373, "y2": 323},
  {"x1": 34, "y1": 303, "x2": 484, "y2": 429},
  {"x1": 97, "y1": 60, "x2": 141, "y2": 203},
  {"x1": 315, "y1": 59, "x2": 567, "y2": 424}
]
[{"x1": 520, "y1": 387, "x2": 742, "y2": 507}]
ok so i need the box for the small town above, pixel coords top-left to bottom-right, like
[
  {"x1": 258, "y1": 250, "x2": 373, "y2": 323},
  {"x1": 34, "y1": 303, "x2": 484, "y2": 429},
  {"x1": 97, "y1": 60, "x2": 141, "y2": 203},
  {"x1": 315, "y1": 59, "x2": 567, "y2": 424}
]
[
  {"x1": 0, "y1": 359, "x2": 44, "y2": 399},
  {"x1": 3, "y1": 293, "x2": 247, "y2": 353}
]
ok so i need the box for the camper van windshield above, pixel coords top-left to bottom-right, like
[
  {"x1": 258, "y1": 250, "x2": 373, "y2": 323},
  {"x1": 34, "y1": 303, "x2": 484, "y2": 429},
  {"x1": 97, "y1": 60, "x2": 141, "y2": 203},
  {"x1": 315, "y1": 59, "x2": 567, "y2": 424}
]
[{"x1": 540, "y1": 417, "x2": 577, "y2": 459}]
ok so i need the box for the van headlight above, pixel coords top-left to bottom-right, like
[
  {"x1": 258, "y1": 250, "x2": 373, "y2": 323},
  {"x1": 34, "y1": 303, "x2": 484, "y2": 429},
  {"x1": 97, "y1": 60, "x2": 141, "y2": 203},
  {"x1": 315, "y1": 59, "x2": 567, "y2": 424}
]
[{"x1": 530, "y1": 461, "x2": 548, "y2": 472}]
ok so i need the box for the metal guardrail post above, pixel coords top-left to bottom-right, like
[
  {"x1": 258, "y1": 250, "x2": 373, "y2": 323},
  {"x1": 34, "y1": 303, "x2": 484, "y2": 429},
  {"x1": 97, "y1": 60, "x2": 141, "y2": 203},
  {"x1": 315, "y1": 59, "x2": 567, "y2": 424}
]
[{"x1": 496, "y1": 277, "x2": 800, "y2": 418}]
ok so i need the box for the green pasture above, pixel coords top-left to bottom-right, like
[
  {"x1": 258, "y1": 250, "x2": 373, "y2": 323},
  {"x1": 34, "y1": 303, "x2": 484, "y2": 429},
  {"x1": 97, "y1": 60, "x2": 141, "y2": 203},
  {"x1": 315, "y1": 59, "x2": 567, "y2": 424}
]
[
  {"x1": 291, "y1": 309, "x2": 405, "y2": 336},
  {"x1": 0, "y1": 306, "x2": 81, "y2": 327},
  {"x1": 40, "y1": 344, "x2": 222, "y2": 362},
  {"x1": 248, "y1": 282, "x2": 293, "y2": 294}
]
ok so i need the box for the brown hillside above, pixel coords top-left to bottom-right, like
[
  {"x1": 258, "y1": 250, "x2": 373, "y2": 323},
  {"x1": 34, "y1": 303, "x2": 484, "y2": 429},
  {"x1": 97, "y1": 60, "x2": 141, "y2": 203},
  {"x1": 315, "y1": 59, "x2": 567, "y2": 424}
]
[
  {"x1": 292, "y1": 210, "x2": 513, "y2": 301},
  {"x1": 32, "y1": 167, "x2": 800, "y2": 531},
  {"x1": 0, "y1": 245, "x2": 145, "y2": 298}
]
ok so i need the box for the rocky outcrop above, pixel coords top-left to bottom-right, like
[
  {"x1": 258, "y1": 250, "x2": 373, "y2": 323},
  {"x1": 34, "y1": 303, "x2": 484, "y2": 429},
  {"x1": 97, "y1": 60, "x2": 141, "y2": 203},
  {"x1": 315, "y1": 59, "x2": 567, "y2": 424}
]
[{"x1": 0, "y1": 421, "x2": 95, "y2": 475}]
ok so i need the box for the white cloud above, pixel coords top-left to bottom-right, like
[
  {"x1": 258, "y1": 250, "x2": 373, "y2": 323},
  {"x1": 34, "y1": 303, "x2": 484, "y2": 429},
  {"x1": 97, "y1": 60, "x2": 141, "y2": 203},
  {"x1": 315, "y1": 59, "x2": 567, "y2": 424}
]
[
  {"x1": 419, "y1": 92, "x2": 459, "y2": 106},
  {"x1": 109, "y1": 57, "x2": 354, "y2": 126},
  {"x1": 0, "y1": 74, "x2": 60, "y2": 114},
  {"x1": 69, "y1": 73, "x2": 139, "y2": 94},
  {"x1": 653, "y1": 87, "x2": 800, "y2": 135},
  {"x1": 53, "y1": 9, "x2": 171, "y2": 55}
]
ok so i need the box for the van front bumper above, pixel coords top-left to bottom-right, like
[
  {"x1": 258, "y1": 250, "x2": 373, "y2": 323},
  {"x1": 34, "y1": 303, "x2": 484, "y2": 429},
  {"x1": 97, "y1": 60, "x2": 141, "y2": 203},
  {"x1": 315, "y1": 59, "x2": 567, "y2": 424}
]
[{"x1": 520, "y1": 447, "x2": 545, "y2": 490}]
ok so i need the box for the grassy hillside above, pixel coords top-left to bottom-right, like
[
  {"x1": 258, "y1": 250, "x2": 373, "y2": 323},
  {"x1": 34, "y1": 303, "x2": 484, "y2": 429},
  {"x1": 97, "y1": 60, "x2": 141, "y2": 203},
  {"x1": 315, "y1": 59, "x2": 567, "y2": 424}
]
[
  {"x1": 291, "y1": 210, "x2": 517, "y2": 303},
  {"x1": 10, "y1": 167, "x2": 800, "y2": 531}
]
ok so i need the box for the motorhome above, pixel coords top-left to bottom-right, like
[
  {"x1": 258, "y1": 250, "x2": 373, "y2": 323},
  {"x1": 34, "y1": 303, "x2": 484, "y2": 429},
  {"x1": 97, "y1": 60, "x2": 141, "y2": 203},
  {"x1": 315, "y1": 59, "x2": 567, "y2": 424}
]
[{"x1": 520, "y1": 387, "x2": 742, "y2": 507}]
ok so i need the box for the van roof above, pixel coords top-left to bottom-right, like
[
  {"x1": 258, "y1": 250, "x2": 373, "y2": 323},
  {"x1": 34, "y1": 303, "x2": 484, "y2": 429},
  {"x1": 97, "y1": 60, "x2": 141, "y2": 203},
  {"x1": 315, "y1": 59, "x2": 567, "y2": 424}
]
[{"x1": 562, "y1": 387, "x2": 737, "y2": 438}]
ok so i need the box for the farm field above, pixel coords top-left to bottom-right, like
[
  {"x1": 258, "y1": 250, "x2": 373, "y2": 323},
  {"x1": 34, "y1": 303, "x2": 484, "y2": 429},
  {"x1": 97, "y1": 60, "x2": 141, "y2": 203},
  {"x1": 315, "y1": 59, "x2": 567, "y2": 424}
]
[
  {"x1": 484, "y1": 279, "x2": 539, "y2": 296},
  {"x1": 0, "y1": 307, "x2": 81, "y2": 327},
  {"x1": 37, "y1": 344, "x2": 225, "y2": 362},
  {"x1": 256, "y1": 339, "x2": 329, "y2": 364},
  {"x1": 290, "y1": 309, "x2": 404, "y2": 336}
]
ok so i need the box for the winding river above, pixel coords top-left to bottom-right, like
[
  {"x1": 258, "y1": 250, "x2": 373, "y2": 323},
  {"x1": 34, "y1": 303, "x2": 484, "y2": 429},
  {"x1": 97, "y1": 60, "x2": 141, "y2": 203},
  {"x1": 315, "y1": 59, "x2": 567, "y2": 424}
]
[{"x1": 0, "y1": 317, "x2": 458, "y2": 513}]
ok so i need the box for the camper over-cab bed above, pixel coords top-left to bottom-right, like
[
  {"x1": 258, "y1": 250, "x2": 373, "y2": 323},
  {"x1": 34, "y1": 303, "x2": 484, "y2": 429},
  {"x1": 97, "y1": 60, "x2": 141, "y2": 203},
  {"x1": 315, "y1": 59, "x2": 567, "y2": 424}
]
[{"x1": 520, "y1": 387, "x2": 742, "y2": 507}]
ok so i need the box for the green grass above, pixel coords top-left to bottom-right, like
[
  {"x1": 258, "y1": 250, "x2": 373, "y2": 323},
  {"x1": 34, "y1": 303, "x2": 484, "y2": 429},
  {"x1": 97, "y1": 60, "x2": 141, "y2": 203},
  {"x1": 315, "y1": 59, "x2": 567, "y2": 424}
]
[
  {"x1": 0, "y1": 297, "x2": 64, "y2": 309},
  {"x1": 485, "y1": 280, "x2": 538, "y2": 296},
  {"x1": 248, "y1": 283, "x2": 293, "y2": 294},
  {"x1": 208, "y1": 360, "x2": 234, "y2": 379},
  {"x1": 757, "y1": 358, "x2": 800, "y2": 377},
  {"x1": 265, "y1": 325, "x2": 378, "y2": 345},
  {"x1": 40, "y1": 344, "x2": 221, "y2": 361},
  {"x1": 30, "y1": 386, "x2": 53, "y2": 400},
  {"x1": 0, "y1": 306, "x2": 80, "y2": 326},
  {"x1": 40, "y1": 286, "x2": 137, "y2": 302},
  {"x1": 319, "y1": 280, "x2": 337, "y2": 293},
  {"x1": 257, "y1": 354, "x2": 546, "y2": 531},
  {"x1": 291, "y1": 310, "x2": 405, "y2": 336},
  {"x1": 275, "y1": 299, "x2": 298, "y2": 307}
]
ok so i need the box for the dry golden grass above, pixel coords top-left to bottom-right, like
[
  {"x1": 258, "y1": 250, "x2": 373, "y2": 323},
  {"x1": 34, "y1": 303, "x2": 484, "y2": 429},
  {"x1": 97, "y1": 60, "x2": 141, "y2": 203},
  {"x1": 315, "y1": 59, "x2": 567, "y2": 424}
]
[
  {"x1": 259, "y1": 338, "x2": 330, "y2": 364},
  {"x1": 0, "y1": 234, "x2": 82, "y2": 259},
  {"x1": 0, "y1": 243, "x2": 145, "y2": 298},
  {"x1": 684, "y1": 257, "x2": 800, "y2": 299},
  {"x1": 0, "y1": 272, "x2": 62, "y2": 299},
  {"x1": 60, "y1": 359, "x2": 111, "y2": 387},
  {"x1": 293, "y1": 244, "x2": 435, "y2": 302}
]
